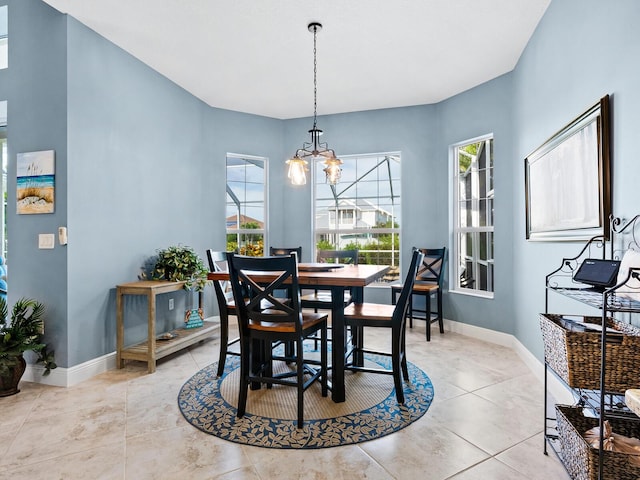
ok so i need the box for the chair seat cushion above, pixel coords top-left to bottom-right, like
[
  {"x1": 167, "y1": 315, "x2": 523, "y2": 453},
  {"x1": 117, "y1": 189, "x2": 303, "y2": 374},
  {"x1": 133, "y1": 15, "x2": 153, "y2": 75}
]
[
  {"x1": 343, "y1": 303, "x2": 395, "y2": 321},
  {"x1": 248, "y1": 312, "x2": 328, "y2": 332},
  {"x1": 412, "y1": 281, "x2": 439, "y2": 293}
]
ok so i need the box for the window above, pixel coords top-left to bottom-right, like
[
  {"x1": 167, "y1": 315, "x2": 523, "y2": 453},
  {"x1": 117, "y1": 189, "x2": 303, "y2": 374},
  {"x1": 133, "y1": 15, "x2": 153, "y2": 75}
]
[
  {"x1": 0, "y1": 100, "x2": 6, "y2": 261},
  {"x1": 452, "y1": 136, "x2": 494, "y2": 296},
  {"x1": 0, "y1": 6, "x2": 7, "y2": 69},
  {"x1": 226, "y1": 154, "x2": 267, "y2": 256},
  {"x1": 313, "y1": 152, "x2": 401, "y2": 282}
]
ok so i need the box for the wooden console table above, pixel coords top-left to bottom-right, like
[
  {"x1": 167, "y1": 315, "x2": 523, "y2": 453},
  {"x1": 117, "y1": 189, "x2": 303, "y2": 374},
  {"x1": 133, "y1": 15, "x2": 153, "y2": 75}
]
[{"x1": 116, "y1": 280, "x2": 218, "y2": 373}]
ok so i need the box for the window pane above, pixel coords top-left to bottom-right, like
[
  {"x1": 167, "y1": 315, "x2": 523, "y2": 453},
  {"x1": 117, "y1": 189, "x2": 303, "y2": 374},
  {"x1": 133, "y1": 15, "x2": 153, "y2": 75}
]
[
  {"x1": 478, "y1": 264, "x2": 488, "y2": 291},
  {"x1": 479, "y1": 200, "x2": 487, "y2": 227},
  {"x1": 0, "y1": 6, "x2": 7, "y2": 70},
  {"x1": 314, "y1": 153, "x2": 401, "y2": 283},
  {"x1": 226, "y1": 155, "x2": 266, "y2": 256},
  {"x1": 479, "y1": 232, "x2": 488, "y2": 261},
  {"x1": 479, "y1": 169, "x2": 487, "y2": 199}
]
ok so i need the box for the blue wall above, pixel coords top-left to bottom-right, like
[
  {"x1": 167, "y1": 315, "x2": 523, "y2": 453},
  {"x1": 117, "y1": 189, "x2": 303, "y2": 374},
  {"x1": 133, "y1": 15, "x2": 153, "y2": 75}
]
[
  {"x1": 436, "y1": 73, "x2": 516, "y2": 333},
  {"x1": 4, "y1": 0, "x2": 283, "y2": 367},
  {"x1": 2, "y1": 0, "x2": 69, "y2": 362},
  {"x1": 4, "y1": 0, "x2": 640, "y2": 371},
  {"x1": 511, "y1": 0, "x2": 640, "y2": 356}
]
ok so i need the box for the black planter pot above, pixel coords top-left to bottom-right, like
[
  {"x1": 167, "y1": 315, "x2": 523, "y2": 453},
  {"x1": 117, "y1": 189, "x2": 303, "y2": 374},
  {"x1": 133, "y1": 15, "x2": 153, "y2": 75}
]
[{"x1": 0, "y1": 354, "x2": 27, "y2": 397}]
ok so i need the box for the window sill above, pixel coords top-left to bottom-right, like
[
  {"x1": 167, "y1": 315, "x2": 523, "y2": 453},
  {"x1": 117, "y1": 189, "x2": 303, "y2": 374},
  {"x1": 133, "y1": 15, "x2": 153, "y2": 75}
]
[{"x1": 450, "y1": 288, "x2": 494, "y2": 300}]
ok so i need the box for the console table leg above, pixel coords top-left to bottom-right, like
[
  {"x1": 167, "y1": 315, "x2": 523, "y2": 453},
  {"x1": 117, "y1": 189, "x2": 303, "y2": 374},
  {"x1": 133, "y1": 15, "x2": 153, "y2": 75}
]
[{"x1": 148, "y1": 291, "x2": 157, "y2": 373}]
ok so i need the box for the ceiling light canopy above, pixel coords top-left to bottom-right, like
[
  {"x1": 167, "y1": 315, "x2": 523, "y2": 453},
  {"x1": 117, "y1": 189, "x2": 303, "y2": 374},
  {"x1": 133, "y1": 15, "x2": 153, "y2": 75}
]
[{"x1": 287, "y1": 22, "x2": 342, "y2": 186}]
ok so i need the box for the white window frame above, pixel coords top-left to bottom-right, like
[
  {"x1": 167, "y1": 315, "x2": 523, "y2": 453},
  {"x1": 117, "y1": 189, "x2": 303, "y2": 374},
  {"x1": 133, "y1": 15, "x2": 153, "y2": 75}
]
[
  {"x1": 450, "y1": 134, "x2": 494, "y2": 299},
  {"x1": 0, "y1": 6, "x2": 7, "y2": 70},
  {"x1": 225, "y1": 153, "x2": 268, "y2": 256}
]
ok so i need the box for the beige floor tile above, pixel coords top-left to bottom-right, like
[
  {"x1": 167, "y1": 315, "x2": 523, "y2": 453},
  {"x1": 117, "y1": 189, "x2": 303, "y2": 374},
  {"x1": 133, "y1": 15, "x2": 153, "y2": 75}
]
[
  {"x1": 126, "y1": 388, "x2": 186, "y2": 437},
  {"x1": 29, "y1": 379, "x2": 127, "y2": 421},
  {"x1": 212, "y1": 466, "x2": 262, "y2": 480},
  {"x1": 426, "y1": 392, "x2": 540, "y2": 455},
  {"x1": 0, "y1": 404, "x2": 125, "y2": 470},
  {"x1": 496, "y1": 433, "x2": 570, "y2": 480},
  {"x1": 448, "y1": 458, "x2": 531, "y2": 479},
  {"x1": 360, "y1": 419, "x2": 489, "y2": 479},
  {"x1": 242, "y1": 444, "x2": 393, "y2": 479},
  {"x1": 0, "y1": 441, "x2": 125, "y2": 480},
  {"x1": 125, "y1": 425, "x2": 251, "y2": 480},
  {"x1": 1, "y1": 325, "x2": 573, "y2": 479}
]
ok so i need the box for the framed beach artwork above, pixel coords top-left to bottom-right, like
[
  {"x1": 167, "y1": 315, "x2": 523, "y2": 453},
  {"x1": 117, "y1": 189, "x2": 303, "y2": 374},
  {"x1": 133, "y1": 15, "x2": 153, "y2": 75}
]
[
  {"x1": 525, "y1": 95, "x2": 611, "y2": 241},
  {"x1": 17, "y1": 150, "x2": 55, "y2": 214}
]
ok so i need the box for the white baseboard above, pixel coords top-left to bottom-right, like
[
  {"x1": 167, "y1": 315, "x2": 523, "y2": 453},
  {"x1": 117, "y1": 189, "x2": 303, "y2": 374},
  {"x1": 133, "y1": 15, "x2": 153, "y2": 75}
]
[
  {"x1": 444, "y1": 318, "x2": 514, "y2": 348},
  {"x1": 444, "y1": 318, "x2": 573, "y2": 404},
  {"x1": 22, "y1": 352, "x2": 117, "y2": 388}
]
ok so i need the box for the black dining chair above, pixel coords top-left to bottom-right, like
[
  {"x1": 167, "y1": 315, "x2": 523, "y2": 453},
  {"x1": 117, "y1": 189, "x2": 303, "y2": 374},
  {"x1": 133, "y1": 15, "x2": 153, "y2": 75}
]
[
  {"x1": 391, "y1": 247, "x2": 447, "y2": 341},
  {"x1": 227, "y1": 252, "x2": 328, "y2": 429},
  {"x1": 301, "y1": 249, "x2": 359, "y2": 311},
  {"x1": 206, "y1": 250, "x2": 241, "y2": 377},
  {"x1": 343, "y1": 249, "x2": 424, "y2": 403}
]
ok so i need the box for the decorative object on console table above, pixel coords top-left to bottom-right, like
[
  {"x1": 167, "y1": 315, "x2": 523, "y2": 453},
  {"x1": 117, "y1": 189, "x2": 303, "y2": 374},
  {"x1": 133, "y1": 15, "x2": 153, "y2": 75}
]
[
  {"x1": 151, "y1": 245, "x2": 210, "y2": 292},
  {"x1": 151, "y1": 244, "x2": 210, "y2": 324},
  {"x1": 0, "y1": 297, "x2": 57, "y2": 396},
  {"x1": 184, "y1": 306, "x2": 204, "y2": 329}
]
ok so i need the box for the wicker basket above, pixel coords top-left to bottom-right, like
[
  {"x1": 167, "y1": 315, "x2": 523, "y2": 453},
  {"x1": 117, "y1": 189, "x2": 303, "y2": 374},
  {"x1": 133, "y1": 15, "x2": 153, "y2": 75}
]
[
  {"x1": 540, "y1": 314, "x2": 640, "y2": 392},
  {"x1": 556, "y1": 405, "x2": 640, "y2": 480}
]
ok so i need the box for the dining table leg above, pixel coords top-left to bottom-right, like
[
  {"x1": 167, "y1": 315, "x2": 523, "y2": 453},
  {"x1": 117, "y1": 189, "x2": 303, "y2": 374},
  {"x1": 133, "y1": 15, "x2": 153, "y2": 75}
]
[{"x1": 330, "y1": 285, "x2": 346, "y2": 403}]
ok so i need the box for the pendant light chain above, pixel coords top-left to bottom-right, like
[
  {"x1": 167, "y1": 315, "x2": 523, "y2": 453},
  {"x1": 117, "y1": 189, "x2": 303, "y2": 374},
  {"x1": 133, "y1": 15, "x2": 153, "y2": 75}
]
[
  {"x1": 312, "y1": 24, "x2": 318, "y2": 131},
  {"x1": 287, "y1": 21, "x2": 342, "y2": 186}
]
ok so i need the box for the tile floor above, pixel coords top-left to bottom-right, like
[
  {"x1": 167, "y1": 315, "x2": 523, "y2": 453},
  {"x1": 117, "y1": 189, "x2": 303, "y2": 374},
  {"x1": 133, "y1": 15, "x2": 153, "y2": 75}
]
[{"x1": 0, "y1": 322, "x2": 570, "y2": 480}]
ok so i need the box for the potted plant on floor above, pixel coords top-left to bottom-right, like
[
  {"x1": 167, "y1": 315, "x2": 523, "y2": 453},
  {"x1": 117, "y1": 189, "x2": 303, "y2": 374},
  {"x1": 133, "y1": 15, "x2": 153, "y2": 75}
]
[
  {"x1": 0, "y1": 297, "x2": 57, "y2": 396},
  {"x1": 151, "y1": 245, "x2": 210, "y2": 328}
]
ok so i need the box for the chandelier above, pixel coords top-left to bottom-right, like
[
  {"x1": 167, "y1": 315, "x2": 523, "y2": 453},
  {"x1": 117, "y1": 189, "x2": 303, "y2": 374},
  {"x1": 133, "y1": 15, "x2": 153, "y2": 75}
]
[{"x1": 287, "y1": 22, "x2": 342, "y2": 186}]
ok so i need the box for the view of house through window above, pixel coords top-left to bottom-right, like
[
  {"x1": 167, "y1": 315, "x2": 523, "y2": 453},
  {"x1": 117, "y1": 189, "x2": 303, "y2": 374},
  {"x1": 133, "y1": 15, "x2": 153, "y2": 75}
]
[
  {"x1": 0, "y1": 6, "x2": 7, "y2": 69},
  {"x1": 313, "y1": 152, "x2": 401, "y2": 282},
  {"x1": 226, "y1": 154, "x2": 267, "y2": 256},
  {"x1": 452, "y1": 136, "x2": 494, "y2": 296}
]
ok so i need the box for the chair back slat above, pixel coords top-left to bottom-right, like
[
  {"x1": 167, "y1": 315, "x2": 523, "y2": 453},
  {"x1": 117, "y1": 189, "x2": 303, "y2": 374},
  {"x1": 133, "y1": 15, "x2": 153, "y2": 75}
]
[
  {"x1": 317, "y1": 249, "x2": 359, "y2": 265},
  {"x1": 269, "y1": 246, "x2": 302, "y2": 260},
  {"x1": 206, "y1": 249, "x2": 234, "y2": 305},
  {"x1": 415, "y1": 247, "x2": 447, "y2": 288},
  {"x1": 393, "y1": 249, "x2": 425, "y2": 325},
  {"x1": 227, "y1": 253, "x2": 302, "y2": 331}
]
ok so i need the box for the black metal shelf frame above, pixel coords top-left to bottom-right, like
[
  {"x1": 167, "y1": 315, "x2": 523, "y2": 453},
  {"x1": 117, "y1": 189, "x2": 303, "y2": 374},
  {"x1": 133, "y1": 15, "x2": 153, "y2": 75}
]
[{"x1": 544, "y1": 214, "x2": 640, "y2": 480}]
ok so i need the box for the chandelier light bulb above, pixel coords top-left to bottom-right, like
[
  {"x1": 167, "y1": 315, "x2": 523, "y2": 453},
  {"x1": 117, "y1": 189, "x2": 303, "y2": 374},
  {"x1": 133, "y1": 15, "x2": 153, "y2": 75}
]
[{"x1": 287, "y1": 157, "x2": 308, "y2": 185}]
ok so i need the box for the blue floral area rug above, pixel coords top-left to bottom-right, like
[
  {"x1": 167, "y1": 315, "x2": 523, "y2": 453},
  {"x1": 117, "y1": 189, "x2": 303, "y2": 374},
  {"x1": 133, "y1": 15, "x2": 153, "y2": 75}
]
[{"x1": 178, "y1": 352, "x2": 434, "y2": 449}]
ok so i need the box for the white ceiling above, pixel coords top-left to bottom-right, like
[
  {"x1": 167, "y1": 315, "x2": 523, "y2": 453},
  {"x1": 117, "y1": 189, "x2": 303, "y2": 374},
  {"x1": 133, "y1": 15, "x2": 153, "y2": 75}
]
[{"x1": 41, "y1": 0, "x2": 550, "y2": 120}]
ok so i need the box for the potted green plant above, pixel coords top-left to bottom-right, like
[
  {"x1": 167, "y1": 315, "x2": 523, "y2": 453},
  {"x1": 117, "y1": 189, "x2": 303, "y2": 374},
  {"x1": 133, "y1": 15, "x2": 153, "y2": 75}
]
[
  {"x1": 0, "y1": 297, "x2": 57, "y2": 397},
  {"x1": 151, "y1": 245, "x2": 210, "y2": 292}
]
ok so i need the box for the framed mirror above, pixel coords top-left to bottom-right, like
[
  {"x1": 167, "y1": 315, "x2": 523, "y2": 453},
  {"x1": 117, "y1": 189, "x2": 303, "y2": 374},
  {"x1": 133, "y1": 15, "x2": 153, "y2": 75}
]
[{"x1": 525, "y1": 95, "x2": 611, "y2": 241}]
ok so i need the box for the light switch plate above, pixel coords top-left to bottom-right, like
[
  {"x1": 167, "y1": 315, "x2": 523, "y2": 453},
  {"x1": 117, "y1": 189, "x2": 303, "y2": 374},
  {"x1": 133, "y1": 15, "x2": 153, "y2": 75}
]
[{"x1": 38, "y1": 233, "x2": 55, "y2": 249}]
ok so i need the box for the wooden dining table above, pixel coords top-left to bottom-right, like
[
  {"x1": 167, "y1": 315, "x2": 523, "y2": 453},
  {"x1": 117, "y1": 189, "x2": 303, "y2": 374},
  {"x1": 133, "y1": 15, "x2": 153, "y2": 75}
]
[{"x1": 208, "y1": 262, "x2": 390, "y2": 402}]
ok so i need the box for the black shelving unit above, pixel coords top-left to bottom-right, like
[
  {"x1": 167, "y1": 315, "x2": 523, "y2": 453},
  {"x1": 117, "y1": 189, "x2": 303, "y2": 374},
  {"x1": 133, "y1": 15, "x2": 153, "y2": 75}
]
[{"x1": 544, "y1": 214, "x2": 640, "y2": 480}]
